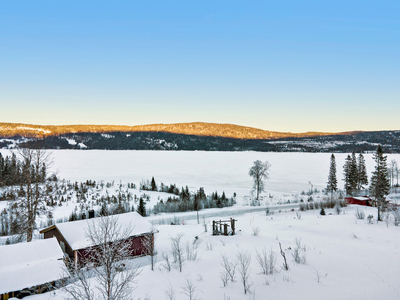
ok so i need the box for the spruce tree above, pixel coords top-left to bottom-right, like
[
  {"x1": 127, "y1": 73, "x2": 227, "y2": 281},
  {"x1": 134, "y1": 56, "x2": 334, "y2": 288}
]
[
  {"x1": 350, "y1": 152, "x2": 358, "y2": 193},
  {"x1": 151, "y1": 177, "x2": 157, "y2": 191},
  {"x1": 197, "y1": 187, "x2": 206, "y2": 200},
  {"x1": 370, "y1": 145, "x2": 390, "y2": 221},
  {"x1": 0, "y1": 153, "x2": 4, "y2": 186},
  {"x1": 137, "y1": 197, "x2": 146, "y2": 217},
  {"x1": 357, "y1": 153, "x2": 368, "y2": 191},
  {"x1": 343, "y1": 155, "x2": 353, "y2": 196},
  {"x1": 193, "y1": 194, "x2": 200, "y2": 224},
  {"x1": 327, "y1": 154, "x2": 338, "y2": 199}
]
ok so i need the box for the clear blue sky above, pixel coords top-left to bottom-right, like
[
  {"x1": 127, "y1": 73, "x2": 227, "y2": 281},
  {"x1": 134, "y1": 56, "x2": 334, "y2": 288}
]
[{"x1": 1, "y1": 1, "x2": 399, "y2": 132}]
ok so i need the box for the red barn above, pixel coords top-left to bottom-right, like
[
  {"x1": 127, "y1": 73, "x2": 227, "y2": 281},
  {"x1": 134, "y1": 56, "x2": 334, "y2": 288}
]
[
  {"x1": 345, "y1": 196, "x2": 372, "y2": 206},
  {"x1": 40, "y1": 212, "x2": 153, "y2": 267}
]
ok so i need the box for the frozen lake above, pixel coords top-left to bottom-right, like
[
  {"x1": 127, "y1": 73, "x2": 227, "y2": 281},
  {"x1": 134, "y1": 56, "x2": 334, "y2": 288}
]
[{"x1": 2, "y1": 150, "x2": 399, "y2": 197}]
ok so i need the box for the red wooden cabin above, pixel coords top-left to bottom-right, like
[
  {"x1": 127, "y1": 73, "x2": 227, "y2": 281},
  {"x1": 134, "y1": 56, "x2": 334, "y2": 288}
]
[
  {"x1": 40, "y1": 212, "x2": 153, "y2": 267},
  {"x1": 345, "y1": 196, "x2": 372, "y2": 206}
]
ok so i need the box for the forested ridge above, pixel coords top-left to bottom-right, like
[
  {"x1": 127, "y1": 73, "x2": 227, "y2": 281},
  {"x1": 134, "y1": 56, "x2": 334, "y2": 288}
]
[{"x1": 1, "y1": 123, "x2": 399, "y2": 153}]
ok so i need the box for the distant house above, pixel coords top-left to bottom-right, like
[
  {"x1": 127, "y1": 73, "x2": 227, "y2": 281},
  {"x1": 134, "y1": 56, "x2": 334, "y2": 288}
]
[
  {"x1": 0, "y1": 237, "x2": 66, "y2": 300},
  {"x1": 345, "y1": 196, "x2": 372, "y2": 206},
  {"x1": 40, "y1": 212, "x2": 153, "y2": 267}
]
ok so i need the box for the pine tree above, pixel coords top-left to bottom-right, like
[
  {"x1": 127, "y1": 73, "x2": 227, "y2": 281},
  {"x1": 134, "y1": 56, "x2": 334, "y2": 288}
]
[
  {"x1": 370, "y1": 145, "x2": 390, "y2": 221},
  {"x1": 357, "y1": 153, "x2": 368, "y2": 191},
  {"x1": 326, "y1": 154, "x2": 338, "y2": 199},
  {"x1": 137, "y1": 197, "x2": 146, "y2": 217}
]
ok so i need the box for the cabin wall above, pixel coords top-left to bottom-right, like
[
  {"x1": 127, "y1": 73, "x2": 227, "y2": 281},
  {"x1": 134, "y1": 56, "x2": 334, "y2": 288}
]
[
  {"x1": 43, "y1": 228, "x2": 74, "y2": 258},
  {"x1": 345, "y1": 197, "x2": 371, "y2": 206},
  {"x1": 75, "y1": 234, "x2": 151, "y2": 266}
]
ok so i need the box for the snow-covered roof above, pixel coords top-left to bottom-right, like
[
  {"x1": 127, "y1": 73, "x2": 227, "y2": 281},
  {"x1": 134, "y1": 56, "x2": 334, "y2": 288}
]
[
  {"x1": 53, "y1": 212, "x2": 153, "y2": 251},
  {"x1": 0, "y1": 237, "x2": 66, "y2": 294},
  {"x1": 352, "y1": 197, "x2": 371, "y2": 201}
]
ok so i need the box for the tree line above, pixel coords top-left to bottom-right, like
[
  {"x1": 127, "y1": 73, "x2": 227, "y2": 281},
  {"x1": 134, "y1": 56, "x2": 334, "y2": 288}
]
[
  {"x1": 0, "y1": 152, "x2": 49, "y2": 187},
  {"x1": 327, "y1": 145, "x2": 395, "y2": 221},
  {"x1": 0, "y1": 149, "x2": 54, "y2": 242}
]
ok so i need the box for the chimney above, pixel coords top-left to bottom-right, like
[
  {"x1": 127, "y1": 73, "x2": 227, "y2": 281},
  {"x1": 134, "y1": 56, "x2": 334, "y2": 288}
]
[{"x1": 88, "y1": 210, "x2": 95, "y2": 219}]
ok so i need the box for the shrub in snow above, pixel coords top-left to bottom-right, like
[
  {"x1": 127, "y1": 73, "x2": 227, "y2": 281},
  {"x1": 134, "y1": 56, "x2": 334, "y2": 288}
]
[
  {"x1": 170, "y1": 233, "x2": 184, "y2": 272},
  {"x1": 221, "y1": 253, "x2": 237, "y2": 282},
  {"x1": 266, "y1": 206, "x2": 270, "y2": 215},
  {"x1": 292, "y1": 238, "x2": 306, "y2": 264},
  {"x1": 367, "y1": 215, "x2": 374, "y2": 224},
  {"x1": 355, "y1": 208, "x2": 365, "y2": 220},
  {"x1": 255, "y1": 247, "x2": 277, "y2": 275},
  {"x1": 334, "y1": 203, "x2": 342, "y2": 215},
  {"x1": 320, "y1": 206, "x2": 326, "y2": 215},
  {"x1": 392, "y1": 208, "x2": 400, "y2": 226},
  {"x1": 165, "y1": 284, "x2": 176, "y2": 300},
  {"x1": 314, "y1": 269, "x2": 328, "y2": 283},
  {"x1": 185, "y1": 241, "x2": 198, "y2": 261},
  {"x1": 237, "y1": 251, "x2": 252, "y2": 294},
  {"x1": 181, "y1": 278, "x2": 199, "y2": 300},
  {"x1": 220, "y1": 271, "x2": 230, "y2": 287},
  {"x1": 252, "y1": 226, "x2": 261, "y2": 236},
  {"x1": 162, "y1": 251, "x2": 172, "y2": 272}
]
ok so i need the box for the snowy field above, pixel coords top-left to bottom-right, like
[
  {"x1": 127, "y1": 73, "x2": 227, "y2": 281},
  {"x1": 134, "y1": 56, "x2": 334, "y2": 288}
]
[{"x1": 25, "y1": 206, "x2": 400, "y2": 300}]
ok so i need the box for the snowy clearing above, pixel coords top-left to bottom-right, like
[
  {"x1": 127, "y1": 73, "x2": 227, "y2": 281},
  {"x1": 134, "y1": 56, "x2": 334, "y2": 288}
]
[{"x1": 23, "y1": 206, "x2": 400, "y2": 300}]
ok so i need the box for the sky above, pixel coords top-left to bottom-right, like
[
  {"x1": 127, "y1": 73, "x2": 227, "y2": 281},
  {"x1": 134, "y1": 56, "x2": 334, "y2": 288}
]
[{"x1": 1, "y1": 1, "x2": 399, "y2": 133}]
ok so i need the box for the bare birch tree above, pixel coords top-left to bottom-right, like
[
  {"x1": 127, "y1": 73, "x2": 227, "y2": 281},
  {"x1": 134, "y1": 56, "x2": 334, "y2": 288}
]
[
  {"x1": 17, "y1": 148, "x2": 54, "y2": 242},
  {"x1": 63, "y1": 215, "x2": 141, "y2": 300},
  {"x1": 170, "y1": 233, "x2": 184, "y2": 272}
]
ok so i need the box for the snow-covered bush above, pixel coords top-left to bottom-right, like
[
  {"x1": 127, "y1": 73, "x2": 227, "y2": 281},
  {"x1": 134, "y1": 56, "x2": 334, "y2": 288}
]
[
  {"x1": 237, "y1": 251, "x2": 252, "y2": 294},
  {"x1": 221, "y1": 253, "x2": 237, "y2": 282},
  {"x1": 392, "y1": 208, "x2": 400, "y2": 226},
  {"x1": 355, "y1": 208, "x2": 365, "y2": 220},
  {"x1": 255, "y1": 247, "x2": 277, "y2": 275},
  {"x1": 252, "y1": 226, "x2": 260, "y2": 236},
  {"x1": 334, "y1": 203, "x2": 342, "y2": 214},
  {"x1": 292, "y1": 238, "x2": 306, "y2": 264}
]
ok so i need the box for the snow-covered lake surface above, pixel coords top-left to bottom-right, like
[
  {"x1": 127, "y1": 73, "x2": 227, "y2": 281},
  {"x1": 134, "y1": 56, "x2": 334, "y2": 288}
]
[{"x1": 2, "y1": 150, "x2": 398, "y2": 197}]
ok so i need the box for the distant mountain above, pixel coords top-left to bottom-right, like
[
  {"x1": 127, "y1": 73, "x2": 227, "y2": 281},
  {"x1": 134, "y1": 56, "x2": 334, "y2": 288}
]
[{"x1": 0, "y1": 122, "x2": 399, "y2": 153}]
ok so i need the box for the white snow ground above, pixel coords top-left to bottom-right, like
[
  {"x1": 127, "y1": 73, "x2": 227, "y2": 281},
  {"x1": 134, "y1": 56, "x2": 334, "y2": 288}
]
[
  {"x1": 1, "y1": 150, "x2": 399, "y2": 299},
  {"x1": 22, "y1": 206, "x2": 400, "y2": 300}
]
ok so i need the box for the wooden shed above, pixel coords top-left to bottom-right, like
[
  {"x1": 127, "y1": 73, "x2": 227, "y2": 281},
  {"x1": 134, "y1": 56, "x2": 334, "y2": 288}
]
[
  {"x1": 40, "y1": 212, "x2": 153, "y2": 267},
  {"x1": 0, "y1": 237, "x2": 66, "y2": 300}
]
